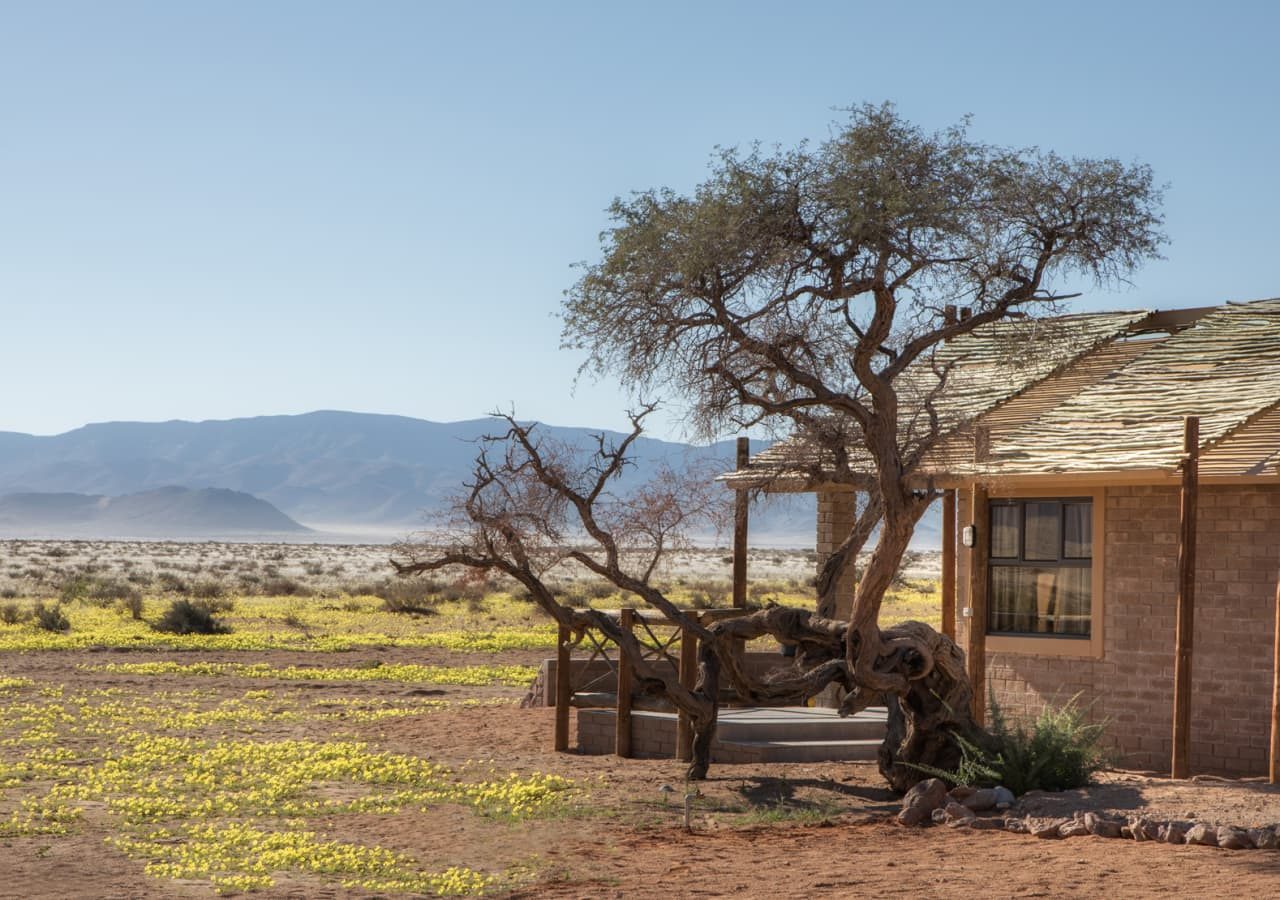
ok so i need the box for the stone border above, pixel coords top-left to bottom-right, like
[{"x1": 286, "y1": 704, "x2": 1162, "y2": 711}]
[{"x1": 897, "y1": 779, "x2": 1280, "y2": 850}]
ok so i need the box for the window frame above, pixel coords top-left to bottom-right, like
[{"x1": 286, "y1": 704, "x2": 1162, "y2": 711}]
[{"x1": 982, "y1": 487, "x2": 1105, "y2": 659}]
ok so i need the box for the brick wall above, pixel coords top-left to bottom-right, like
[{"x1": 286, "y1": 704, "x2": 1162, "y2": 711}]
[{"x1": 978, "y1": 484, "x2": 1280, "y2": 776}]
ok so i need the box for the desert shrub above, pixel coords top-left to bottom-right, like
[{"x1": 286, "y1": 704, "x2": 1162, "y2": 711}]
[
  {"x1": 86, "y1": 577, "x2": 141, "y2": 605},
  {"x1": 0, "y1": 602, "x2": 26, "y2": 625},
  {"x1": 261, "y1": 577, "x2": 304, "y2": 597},
  {"x1": 156, "y1": 571, "x2": 190, "y2": 594},
  {"x1": 153, "y1": 599, "x2": 231, "y2": 635},
  {"x1": 373, "y1": 578, "x2": 441, "y2": 616},
  {"x1": 33, "y1": 602, "x2": 71, "y2": 632},
  {"x1": 915, "y1": 693, "x2": 1109, "y2": 795},
  {"x1": 188, "y1": 579, "x2": 228, "y2": 600},
  {"x1": 0, "y1": 587, "x2": 17, "y2": 600},
  {"x1": 116, "y1": 593, "x2": 145, "y2": 620},
  {"x1": 58, "y1": 575, "x2": 91, "y2": 603}
]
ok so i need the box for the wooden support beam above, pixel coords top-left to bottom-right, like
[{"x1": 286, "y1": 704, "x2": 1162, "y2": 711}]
[
  {"x1": 676, "y1": 622, "x2": 698, "y2": 761},
  {"x1": 966, "y1": 483, "x2": 989, "y2": 725},
  {"x1": 615, "y1": 609, "x2": 635, "y2": 758},
  {"x1": 1172, "y1": 415, "x2": 1200, "y2": 779},
  {"x1": 942, "y1": 489, "x2": 956, "y2": 641},
  {"x1": 554, "y1": 623, "x2": 571, "y2": 752},
  {"x1": 732, "y1": 436, "x2": 750, "y2": 608},
  {"x1": 1271, "y1": 576, "x2": 1280, "y2": 784}
]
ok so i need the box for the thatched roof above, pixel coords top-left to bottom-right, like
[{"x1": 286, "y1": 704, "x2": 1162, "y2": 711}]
[{"x1": 722, "y1": 298, "x2": 1280, "y2": 489}]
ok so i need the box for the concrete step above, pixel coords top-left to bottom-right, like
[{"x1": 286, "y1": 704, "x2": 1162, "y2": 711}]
[
  {"x1": 713, "y1": 706, "x2": 887, "y2": 743},
  {"x1": 714, "y1": 737, "x2": 882, "y2": 764}
]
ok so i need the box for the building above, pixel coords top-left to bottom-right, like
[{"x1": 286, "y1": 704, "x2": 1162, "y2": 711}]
[{"x1": 723, "y1": 298, "x2": 1280, "y2": 777}]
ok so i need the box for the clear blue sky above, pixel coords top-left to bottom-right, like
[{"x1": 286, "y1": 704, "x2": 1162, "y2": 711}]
[{"x1": 3, "y1": 1, "x2": 1278, "y2": 440}]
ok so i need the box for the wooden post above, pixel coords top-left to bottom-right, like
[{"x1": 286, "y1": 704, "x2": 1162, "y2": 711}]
[
  {"x1": 615, "y1": 608, "x2": 635, "y2": 758},
  {"x1": 676, "y1": 622, "x2": 698, "y2": 761},
  {"x1": 966, "y1": 483, "x2": 989, "y2": 725},
  {"x1": 1171, "y1": 415, "x2": 1200, "y2": 779},
  {"x1": 732, "y1": 437, "x2": 750, "y2": 608},
  {"x1": 942, "y1": 489, "x2": 956, "y2": 641},
  {"x1": 554, "y1": 623, "x2": 571, "y2": 752},
  {"x1": 1270, "y1": 576, "x2": 1280, "y2": 784}
]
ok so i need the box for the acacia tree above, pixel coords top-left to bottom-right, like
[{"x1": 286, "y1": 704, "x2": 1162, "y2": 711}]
[
  {"x1": 558, "y1": 104, "x2": 1164, "y2": 786},
  {"x1": 396, "y1": 105, "x2": 1164, "y2": 790}
]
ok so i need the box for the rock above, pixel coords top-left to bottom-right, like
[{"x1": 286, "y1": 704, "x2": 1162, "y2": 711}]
[
  {"x1": 1158, "y1": 821, "x2": 1191, "y2": 845},
  {"x1": 1059, "y1": 818, "x2": 1091, "y2": 838},
  {"x1": 947, "y1": 785, "x2": 976, "y2": 802},
  {"x1": 1029, "y1": 817, "x2": 1071, "y2": 839},
  {"x1": 900, "y1": 777, "x2": 949, "y2": 826},
  {"x1": 1249, "y1": 826, "x2": 1279, "y2": 850},
  {"x1": 897, "y1": 806, "x2": 927, "y2": 827},
  {"x1": 932, "y1": 802, "x2": 975, "y2": 827},
  {"x1": 1185, "y1": 824, "x2": 1219, "y2": 847},
  {"x1": 1218, "y1": 826, "x2": 1253, "y2": 850},
  {"x1": 1083, "y1": 812, "x2": 1124, "y2": 839},
  {"x1": 992, "y1": 786, "x2": 1016, "y2": 809},
  {"x1": 1127, "y1": 817, "x2": 1159, "y2": 842},
  {"x1": 962, "y1": 788, "x2": 999, "y2": 812}
]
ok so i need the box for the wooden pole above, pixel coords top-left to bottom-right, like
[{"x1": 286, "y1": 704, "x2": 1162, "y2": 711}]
[
  {"x1": 554, "y1": 622, "x2": 572, "y2": 752},
  {"x1": 676, "y1": 622, "x2": 698, "y2": 761},
  {"x1": 1270, "y1": 576, "x2": 1280, "y2": 784},
  {"x1": 966, "y1": 483, "x2": 989, "y2": 725},
  {"x1": 1171, "y1": 415, "x2": 1200, "y2": 779},
  {"x1": 732, "y1": 437, "x2": 750, "y2": 608},
  {"x1": 615, "y1": 608, "x2": 635, "y2": 758},
  {"x1": 942, "y1": 490, "x2": 956, "y2": 641}
]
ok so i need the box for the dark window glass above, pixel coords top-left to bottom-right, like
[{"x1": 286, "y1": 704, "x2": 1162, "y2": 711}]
[
  {"x1": 1063, "y1": 503, "x2": 1092, "y2": 559},
  {"x1": 988, "y1": 498, "x2": 1092, "y2": 638},
  {"x1": 991, "y1": 504, "x2": 1020, "y2": 559},
  {"x1": 1023, "y1": 502, "x2": 1060, "y2": 561}
]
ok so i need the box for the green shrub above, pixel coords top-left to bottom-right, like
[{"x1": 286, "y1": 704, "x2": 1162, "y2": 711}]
[
  {"x1": 33, "y1": 602, "x2": 71, "y2": 633},
  {"x1": 916, "y1": 693, "x2": 1109, "y2": 795},
  {"x1": 153, "y1": 599, "x2": 231, "y2": 635}
]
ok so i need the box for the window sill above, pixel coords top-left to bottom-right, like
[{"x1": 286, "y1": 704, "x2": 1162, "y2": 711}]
[{"x1": 986, "y1": 633, "x2": 1103, "y2": 658}]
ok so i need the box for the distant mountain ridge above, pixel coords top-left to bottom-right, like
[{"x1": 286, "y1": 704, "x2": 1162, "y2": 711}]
[
  {"x1": 0, "y1": 486, "x2": 308, "y2": 538},
  {"x1": 0, "y1": 411, "x2": 941, "y2": 546}
]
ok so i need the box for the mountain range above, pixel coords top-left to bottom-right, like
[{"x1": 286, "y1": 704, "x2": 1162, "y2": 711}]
[
  {"x1": 0, "y1": 411, "x2": 853, "y2": 544},
  {"x1": 0, "y1": 486, "x2": 308, "y2": 538}
]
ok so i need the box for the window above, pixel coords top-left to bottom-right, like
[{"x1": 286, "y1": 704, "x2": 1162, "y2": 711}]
[{"x1": 988, "y1": 498, "x2": 1092, "y2": 638}]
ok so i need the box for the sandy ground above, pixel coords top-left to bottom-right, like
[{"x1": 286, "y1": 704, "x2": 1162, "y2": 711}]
[{"x1": 2, "y1": 648, "x2": 1280, "y2": 899}]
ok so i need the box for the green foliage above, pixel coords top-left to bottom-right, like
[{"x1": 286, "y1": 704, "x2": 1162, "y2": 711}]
[
  {"x1": 916, "y1": 693, "x2": 1109, "y2": 795},
  {"x1": 153, "y1": 600, "x2": 231, "y2": 636}
]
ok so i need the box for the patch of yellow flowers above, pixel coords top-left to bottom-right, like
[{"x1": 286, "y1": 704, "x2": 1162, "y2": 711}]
[
  {"x1": 94, "y1": 660, "x2": 538, "y2": 687},
  {"x1": 112, "y1": 822, "x2": 494, "y2": 896},
  {"x1": 0, "y1": 678, "x2": 574, "y2": 894},
  {"x1": 0, "y1": 593, "x2": 559, "y2": 653}
]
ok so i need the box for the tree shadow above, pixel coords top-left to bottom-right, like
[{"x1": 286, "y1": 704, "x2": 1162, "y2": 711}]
[{"x1": 726, "y1": 775, "x2": 899, "y2": 814}]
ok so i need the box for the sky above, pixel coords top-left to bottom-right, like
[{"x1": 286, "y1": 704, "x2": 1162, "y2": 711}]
[{"x1": 2, "y1": 0, "x2": 1279, "y2": 441}]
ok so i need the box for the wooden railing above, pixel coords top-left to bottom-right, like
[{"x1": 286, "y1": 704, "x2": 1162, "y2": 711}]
[{"x1": 553, "y1": 607, "x2": 751, "y2": 761}]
